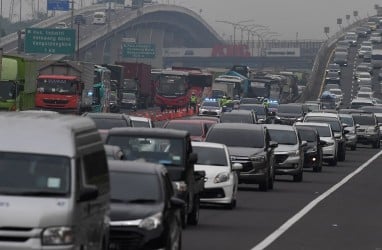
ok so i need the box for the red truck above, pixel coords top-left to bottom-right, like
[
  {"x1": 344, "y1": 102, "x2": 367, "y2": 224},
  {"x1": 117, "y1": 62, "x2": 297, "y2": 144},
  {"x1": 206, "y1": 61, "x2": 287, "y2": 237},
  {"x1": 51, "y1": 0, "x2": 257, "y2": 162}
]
[{"x1": 115, "y1": 62, "x2": 154, "y2": 109}]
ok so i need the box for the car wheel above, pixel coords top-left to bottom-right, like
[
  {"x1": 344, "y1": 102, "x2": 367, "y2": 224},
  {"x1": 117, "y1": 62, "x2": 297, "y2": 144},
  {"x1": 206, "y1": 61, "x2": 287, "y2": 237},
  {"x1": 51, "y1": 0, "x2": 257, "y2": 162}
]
[
  {"x1": 187, "y1": 195, "x2": 200, "y2": 225},
  {"x1": 328, "y1": 156, "x2": 337, "y2": 166},
  {"x1": 293, "y1": 171, "x2": 303, "y2": 182},
  {"x1": 338, "y1": 144, "x2": 346, "y2": 162}
]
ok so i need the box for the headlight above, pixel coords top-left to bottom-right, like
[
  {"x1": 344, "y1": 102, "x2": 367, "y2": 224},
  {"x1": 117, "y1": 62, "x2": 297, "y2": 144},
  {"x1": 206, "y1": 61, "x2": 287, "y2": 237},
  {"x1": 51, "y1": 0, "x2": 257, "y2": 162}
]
[
  {"x1": 139, "y1": 212, "x2": 162, "y2": 230},
  {"x1": 307, "y1": 147, "x2": 317, "y2": 153},
  {"x1": 250, "y1": 155, "x2": 265, "y2": 163},
  {"x1": 325, "y1": 141, "x2": 335, "y2": 146},
  {"x1": 214, "y1": 172, "x2": 230, "y2": 183},
  {"x1": 174, "y1": 181, "x2": 187, "y2": 192},
  {"x1": 42, "y1": 227, "x2": 74, "y2": 245},
  {"x1": 367, "y1": 127, "x2": 377, "y2": 133},
  {"x1": 288, "y1": 150, "x2": 300, "y2": 156}
]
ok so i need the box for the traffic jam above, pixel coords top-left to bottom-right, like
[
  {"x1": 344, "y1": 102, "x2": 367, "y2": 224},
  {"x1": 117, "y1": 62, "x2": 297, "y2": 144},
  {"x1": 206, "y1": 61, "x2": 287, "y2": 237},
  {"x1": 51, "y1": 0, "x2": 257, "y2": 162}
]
[{"x1": 1, "y1": 14, "x2": 382, "y2": 250}]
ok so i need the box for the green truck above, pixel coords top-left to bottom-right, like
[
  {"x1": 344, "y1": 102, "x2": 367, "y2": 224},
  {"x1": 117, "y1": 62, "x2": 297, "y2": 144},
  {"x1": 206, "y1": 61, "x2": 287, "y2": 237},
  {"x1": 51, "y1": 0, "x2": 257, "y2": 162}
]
[{"x1": 0, "y1": 55, "x2": 40, "y2": 111}]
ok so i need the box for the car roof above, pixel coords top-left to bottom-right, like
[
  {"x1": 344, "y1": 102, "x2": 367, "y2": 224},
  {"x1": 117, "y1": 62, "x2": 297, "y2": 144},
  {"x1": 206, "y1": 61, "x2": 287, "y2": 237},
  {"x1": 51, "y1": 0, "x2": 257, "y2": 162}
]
[
  {"x1": 221, "y1": 110, "x2": 253, "y2": 115},
  {"x1": 191, "y1": 141, "x2": 226, "y2": 149},
  {"x1": 265, "y1": 124, "x2": 296, "y2": 131},
  {"x1": 108, "y1": 127, "x2": 189, "y2": 138},
  {"x1": 351, "y1": 98, "x2": 374, "y2": 103},
  {"x1": 338, "y1": 113, "x2": 353, "y2": 118},
  {"x1": 305, "y1": 112, "x2": 338, "y2": 118},
  {"x1": 83, "y1": 112, "x2": 130, "y2": 120},
  {"x1": 295, "y1": 122, "x2": 331, "y2": 128},
  {"x1": 165, "y1": 119, "x2": 211, "y2": 124},
  {"x1": 108, "y1": 160, "x2": 165, "y2": 175},
  {"x1": 209, "y1": 123, "x2": 264, "y2": 131}
]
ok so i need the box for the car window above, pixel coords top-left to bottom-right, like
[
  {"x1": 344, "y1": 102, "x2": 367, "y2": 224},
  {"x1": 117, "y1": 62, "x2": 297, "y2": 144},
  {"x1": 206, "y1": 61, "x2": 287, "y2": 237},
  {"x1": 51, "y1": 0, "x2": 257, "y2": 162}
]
[
  {"x1": 268, "y1": 129, "x2": 297, "y2": 145},
  {"x1": 297, "y1": 129, "x2": 317, "y2": 142},
  {"x1": 192, "y1": 146, "x2": 228, "y2": 166},
  {"x1": 340, "y1": 116, "x2": 354, "y2": 127},
  {"x1": 91, "y1": 118, "x2": 129, "y2": 129},
  {"x1": 206, "y1": 128, "x2": 264, "y2": 148},
  {"x1": 297, "y1": 125, "x2": 331, "y2": 137},
  {"x1": 220, "y1": 113, "x2": 253, "y2": 123},
  {"x1": 304, "y1": 117, "x2": 341, "y2": 132},
  {"x1": 277, "y1": 105, "x2": 303, "y2": 114},
  {"x1": 165, "y1": 122, "x2": 203, "y2": 136},
  {"x1": 352, "y1": 115, "x2": 376, "y2": 125}
]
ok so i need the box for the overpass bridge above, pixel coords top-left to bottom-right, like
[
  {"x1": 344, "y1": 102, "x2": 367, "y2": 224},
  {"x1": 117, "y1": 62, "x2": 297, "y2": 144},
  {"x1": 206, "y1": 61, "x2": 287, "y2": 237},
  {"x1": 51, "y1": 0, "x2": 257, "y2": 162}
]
[{"x1": 1, "y1": 3, "x2": 322, "y2": 69}]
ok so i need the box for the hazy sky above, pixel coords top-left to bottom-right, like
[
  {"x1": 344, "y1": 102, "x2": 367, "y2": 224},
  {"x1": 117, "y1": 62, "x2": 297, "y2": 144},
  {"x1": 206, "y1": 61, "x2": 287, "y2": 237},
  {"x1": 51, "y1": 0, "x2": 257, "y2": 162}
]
[{"x1": 2, "y1": 0, "x2": 380, "y2": 40}]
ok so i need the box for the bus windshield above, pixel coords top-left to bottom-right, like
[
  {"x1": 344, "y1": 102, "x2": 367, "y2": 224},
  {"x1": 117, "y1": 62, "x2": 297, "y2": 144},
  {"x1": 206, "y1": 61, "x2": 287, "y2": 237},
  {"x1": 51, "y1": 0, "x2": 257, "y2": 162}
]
[
  {"x1": 37, "y1": 78, "x2": 77, "y2": 95},
  {"x1": 158, "y1": 75, "x2": 187, "y2": 96}
]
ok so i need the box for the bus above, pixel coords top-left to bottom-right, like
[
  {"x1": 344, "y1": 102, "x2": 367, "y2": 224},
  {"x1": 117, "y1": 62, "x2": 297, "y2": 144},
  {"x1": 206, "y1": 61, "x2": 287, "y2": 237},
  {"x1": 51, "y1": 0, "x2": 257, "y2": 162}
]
[{"x1": 92, "y1": 65, "x2": 111, "y2": 112}]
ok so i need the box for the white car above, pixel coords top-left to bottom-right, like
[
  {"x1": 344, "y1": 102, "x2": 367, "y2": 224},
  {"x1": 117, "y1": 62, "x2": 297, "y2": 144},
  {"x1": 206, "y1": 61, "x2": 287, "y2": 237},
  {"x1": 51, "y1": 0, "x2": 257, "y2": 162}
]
[
  {"x1": 191, "y1": 141, "x2": 242, "y2": 209},
  {"x1": 55, "y1": 22, "x2": 68, "y2": 29},
  {"x1": 357, "y1": 72, "x2": 372, "y2": 86},
  {"x1": 358, "y1": 46, "x2": 373, "y2": 58},
  {"x1": 370, "y1": 32, "x2": 382, "y2": 43},
  {"x1": 357, "y1": 91, "x2": 373, "y2": 100},
  {"x1": 295, "y1": 122, "x2": 338, "y2": 166},
  {"x1": 329, "y1": 88, "x2": 343, "y2": 106}
]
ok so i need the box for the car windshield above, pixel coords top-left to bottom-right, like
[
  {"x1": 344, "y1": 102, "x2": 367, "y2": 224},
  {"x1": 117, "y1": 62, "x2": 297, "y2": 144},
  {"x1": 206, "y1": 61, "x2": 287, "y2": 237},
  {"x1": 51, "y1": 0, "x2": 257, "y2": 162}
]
[
  {"x1": 91, "y1": 117, "x2": 129, "y2": 130},
  {"x1": 297, "y1": 125, "x2": 331, "y2": 137},
  {"x1": 165, "y1": 122, "x2": 203, "y2": 136},
  {"x1": 220, "y1": 113, "x2": 253, "y2": 123},
  {"x1": 240, "y1": 105, "x2": 265, "y2": 115},
  {"x1": 296, "y1": 129, "x2": 317, "y2": 142},
  {"x1": 328, "y1": 64, "x2": 340, "y2": 70},
  {"x1": 110, "y1": 172, "x2": 162, "y2": 203},
  {"x1": 277, "y1": 105, "x2": 303, "y2": 114},
  {"x1": 353, "y1": 115, "x2": 376, "y2": 125},
  {"x1": 330, "y1": 89, "x2": 342, "y2": 95},
  {"x1": 131, "y1": 120, "x2": 150, "y2": 128},
  {"x1": 327, "y1": 72, "x2": 339, "y2": 77},
  {"x1": 340, "y1": 116, "x2": 354, "y2": 127},
  {"x1": 357, "y1": 93, "x2": 371, "y2": 98},
  {"x1": 202, "y1": 101, "x2": 219, "y2": 107},
  {"x1": 0, "y1": 152, "x2": 70, "y2": 196},
  {"x1": 193, "y1": 146, "x2": 228, "y2": 166},
  {"x1": 304, "y1": 117, "x2": 341, "y2": 132},
  {"x1": 305, "y1": 103, "x2": 320, "y2": 112},
  {"x1": 206, "y1": 128, "x2": 264, "y2": 148},
  {"x1": 268, "y1": 129, "x2": 297, "y2": 145},
  {"x1": 107, "y1": 136, "x2": 184, "y2": 166}
]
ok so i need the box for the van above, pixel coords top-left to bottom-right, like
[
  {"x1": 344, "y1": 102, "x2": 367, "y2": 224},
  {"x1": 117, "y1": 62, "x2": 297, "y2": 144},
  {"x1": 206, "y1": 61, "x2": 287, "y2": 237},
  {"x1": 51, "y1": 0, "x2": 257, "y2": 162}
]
[
  {"x1": 0, "y1": 112, "x2": 110, "y2": 250},
  {"x1": 93, "y1": 11, "x2": 106, "y2": 25}
]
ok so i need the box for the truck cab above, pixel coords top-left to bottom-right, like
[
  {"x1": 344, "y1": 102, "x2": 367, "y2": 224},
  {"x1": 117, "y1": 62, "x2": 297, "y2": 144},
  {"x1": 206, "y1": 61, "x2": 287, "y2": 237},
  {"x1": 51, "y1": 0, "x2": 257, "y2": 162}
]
[{"x1": 105, "y1": 127, "x2": 205, "y2": 228}]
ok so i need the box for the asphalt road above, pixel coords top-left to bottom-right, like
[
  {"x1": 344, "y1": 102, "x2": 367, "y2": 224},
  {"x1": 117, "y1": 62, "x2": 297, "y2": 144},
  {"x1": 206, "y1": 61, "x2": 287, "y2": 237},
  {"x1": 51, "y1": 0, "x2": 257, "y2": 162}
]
[{"x1": 183, "y1": 146, "x2": 382, "y2": 250}]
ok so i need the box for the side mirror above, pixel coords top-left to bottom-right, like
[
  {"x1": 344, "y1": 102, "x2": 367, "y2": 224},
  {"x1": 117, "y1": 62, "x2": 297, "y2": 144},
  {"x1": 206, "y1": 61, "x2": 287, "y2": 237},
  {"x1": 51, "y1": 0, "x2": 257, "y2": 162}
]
[
  {"x1": 194, "y1": 170, "x2": 206, "y2": 181},
  {"x1": 343, "y1": 129, "x2": 350, "y2": 135},
  {"x1": 301, "y1": 141, "x2": 308, "y2": 147},
  {"x1": 170, "y1": 197, "x2": 185, "y2": 209},
  {"x1": 232, "y1": 162, "x2": 243, "y2": 171},
  {"x1": 269, "y1": 140, "x2": 278, "y2": 148},
  {"x1": 189, "y1": 153, "x2": 198, "y2": 164},
  {"x1": 342, "y1": 123, "x2": 348, "y2": 128},
  {"x1": 355, "y1": 124, "x2": 360, "y2": 128},
  {"x1": 78, "y1": 185, "x2": 99, "y2": 202}
]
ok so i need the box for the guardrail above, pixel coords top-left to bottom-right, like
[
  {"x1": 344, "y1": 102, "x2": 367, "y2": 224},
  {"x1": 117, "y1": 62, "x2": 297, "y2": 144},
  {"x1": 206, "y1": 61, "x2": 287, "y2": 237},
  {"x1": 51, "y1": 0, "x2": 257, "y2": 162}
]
[
  {"x1": 298, "y1": 18, "x2": 368, "y2": 102},
  {"x1": 0, "y1": 4, "x2": 106, "y2": 48}
]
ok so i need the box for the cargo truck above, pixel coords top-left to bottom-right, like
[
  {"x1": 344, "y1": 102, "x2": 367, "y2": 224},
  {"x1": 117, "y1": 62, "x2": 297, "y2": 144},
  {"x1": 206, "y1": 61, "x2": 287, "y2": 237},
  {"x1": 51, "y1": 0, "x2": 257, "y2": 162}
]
[
  {"x1": 0, "y1": 55, "x2": 40, "y2": 111},
  {"x1": 35, "y1": 60, "x2": 94, "y2": 114},
  {"x1": 116, "y1": 62, "x2": 154, "y2": 109},
  {"x1": 102, "y1": 64, "x2": 124, "y2": 113}
]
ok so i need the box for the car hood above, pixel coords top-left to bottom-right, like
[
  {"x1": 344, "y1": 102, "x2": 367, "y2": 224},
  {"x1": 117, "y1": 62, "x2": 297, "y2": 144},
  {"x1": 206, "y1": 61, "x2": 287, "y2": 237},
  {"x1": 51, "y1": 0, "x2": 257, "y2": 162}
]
[
  {"x1": 195, "y1": 164, "x2": 230, "y2": 178},
  {"x1": 110, "y1": 202, "x2": 163, "y2": 221},
  {"x1": 0, "y1": 196, "x2": 72, "y2": 228},
  {"x1": 277, "y1": 112, "x2": 302, "y2": 118},
  {"x1": 228, "y1": 147, "x2": 264, "y2": 157},
  {"x1": 274, "y1": 144, "x2": 298, "y2": 153}
]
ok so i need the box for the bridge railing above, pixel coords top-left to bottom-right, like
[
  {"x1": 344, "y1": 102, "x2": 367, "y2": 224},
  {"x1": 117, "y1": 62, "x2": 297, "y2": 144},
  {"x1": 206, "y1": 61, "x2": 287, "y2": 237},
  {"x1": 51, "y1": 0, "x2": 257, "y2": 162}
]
[{"x1": 298, "y1": 19, "x2": 368, "y2": 102}]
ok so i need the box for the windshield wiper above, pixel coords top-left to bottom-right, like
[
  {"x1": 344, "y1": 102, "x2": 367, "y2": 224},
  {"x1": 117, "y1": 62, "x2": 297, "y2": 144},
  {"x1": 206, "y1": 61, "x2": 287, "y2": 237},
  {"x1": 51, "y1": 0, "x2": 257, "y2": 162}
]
[{"x1": 111, "y1": 198, "x2": 129, "y2": 204}]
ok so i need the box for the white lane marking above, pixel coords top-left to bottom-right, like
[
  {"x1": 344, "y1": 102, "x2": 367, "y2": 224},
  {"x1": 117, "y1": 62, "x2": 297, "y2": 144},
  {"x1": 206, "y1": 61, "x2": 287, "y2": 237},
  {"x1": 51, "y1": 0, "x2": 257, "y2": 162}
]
[{"x1": 251, "y1": 150, "x2": 382, "y2": 250}]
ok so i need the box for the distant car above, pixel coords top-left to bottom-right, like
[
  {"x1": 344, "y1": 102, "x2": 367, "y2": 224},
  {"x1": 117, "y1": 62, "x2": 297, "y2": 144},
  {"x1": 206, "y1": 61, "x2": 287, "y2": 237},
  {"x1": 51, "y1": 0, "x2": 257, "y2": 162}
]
[
  {"x1": 108, "y1": 160, "x2": 183, "y2": 250},
  {"x1": 350, "y1": 98, "x2": 375, "y2": 109},
  {"x1": 275, "y1": 103, "x2": 308, "y2": 125},
  {"x1": 356, "y1": 27, "x2": 368, "y2": 38},
  {"x1": 333, "y1": 51, "x2": 348, "y2": 66},
  {"x1": 304, "y1": 101, "x2": 321, "y2": 112},
  {"x1": 338, "y1": 113, "x2": 358, "y2": 151},
  {"x1": 370, "y1": 32, "x2": 382, "y2": 43},
  {"x1": 192, "y1": 141, "x2": 242, "y2": 209},
  {"x1": 294, "y1": 126, "x2": 323, "y2": 172},
  {"x1": 74, "y1": 14, "x2": 86, "y2": 24},
  {"x1": 266, "y1": 124, "x2": 306, "y2": 182},
  {"x1": 198, "y1": 99, "x2": 222, "y2": 117},
  {"x1": 219, "y1": 110, "x2": 257, "y2": 124},
  {"x1": 354, "y1": 64, "x2": 372, "y2": 79},
  {"x1": 357, "y1": 72, "x2": 372, "y2": 87},
  {"x1": 326, "y1": 63, "x2": 341, "y2": 75},
  {"x1": 358, "y1": 46, "x2": 373, "y2": 58},
  {"x1": 352, "y1": 112, "x2": 381, "y2": 148},
  {"x1": 357, "y1": 91, "x2": 374, "y2": 100},
  {"x1": 343, "y1": 32, "x2": 358, "y2": 46},
  {"x1": 325, "y1": 71, "x2": 341, "y2": 84},
  {"x1": 239, "y1": 103, "x2": 270, "y2": 123},
  {"x1": 129, "y1": 115, "x2": 154, "y2": 128},
  {"x1": 55, "y1": 22, "x2": 68, "y2": 29},
  {"x1": 325, "y1": 83, "x2": 341, "y2": 91},
  {"x1": 163, "y1": 119, "x2": 216, "y2": 141}
]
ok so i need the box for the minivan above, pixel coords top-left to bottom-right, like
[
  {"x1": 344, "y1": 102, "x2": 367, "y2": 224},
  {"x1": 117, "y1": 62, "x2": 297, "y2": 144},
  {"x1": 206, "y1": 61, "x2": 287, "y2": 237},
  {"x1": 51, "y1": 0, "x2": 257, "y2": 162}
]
[
  {"x1": 93, "y1": 11, "x2": 106, "y2": 25},
  {"x1": 0, "y1": 112, "x2": 110, "y2": 250}
]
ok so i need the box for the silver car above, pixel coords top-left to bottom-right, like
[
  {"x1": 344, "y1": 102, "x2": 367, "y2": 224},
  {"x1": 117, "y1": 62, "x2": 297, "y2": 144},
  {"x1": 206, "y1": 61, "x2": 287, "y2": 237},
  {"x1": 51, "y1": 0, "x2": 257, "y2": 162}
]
[
  {"x1": 266, "y1": 124, "x2": 306, "y2": 182},
  {"x1": 339, "y1": 113, "x2": 358, "y2": 151}
]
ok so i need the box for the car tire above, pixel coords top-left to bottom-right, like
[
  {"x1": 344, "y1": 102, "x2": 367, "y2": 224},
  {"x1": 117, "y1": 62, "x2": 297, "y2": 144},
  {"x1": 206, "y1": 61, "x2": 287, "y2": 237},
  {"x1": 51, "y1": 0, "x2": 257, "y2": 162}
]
[
  {"x1": 166, "y1": 216, "x2": 182, "y2": 250},
  {"x1": 187, "y1": 195, "x2": 200, "y2": 225},
  {"x1": 338, "y1": 144, "x2": 346, "y2": 162},
  {"x1": 328, "y1": 155, "x2": 337, "y2": 166},
  {"x1": 293, "y1": 171, "x2": 303, "y2": 182},
  {"x1": 373, "y1": 140, "x2": 380, "y2": 148}
]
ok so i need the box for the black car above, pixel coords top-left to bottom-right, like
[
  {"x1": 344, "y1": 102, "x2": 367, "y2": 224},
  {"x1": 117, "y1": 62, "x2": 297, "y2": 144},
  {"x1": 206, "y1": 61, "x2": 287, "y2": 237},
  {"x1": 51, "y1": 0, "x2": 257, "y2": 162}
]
[
  {"x1": 205, "y1": 123, "x2": 278, "y2": 191},
  {"x1": 275, "y1": 103, "x2": 308, "y2": 125},
  {"x1": 295, "y1": 126, "x2": 323, "y2": 172},
  {"x1": 108, "y1": 160, "x2": 183, "y2": 250},
  {"x1": 239, "y1": 104, "x2": 271, "y2": 123},
  {"x1": 333, "y1": 51, "x2": 348, "y2": 66},
  {"x1": 325, "y1": 71, "x2": 341, "y2": 84},
  {"x1": 219, "y1": 110, "x2": 257, "y2": 124},
  {"x1": 326, "y1": 63, "x2": 341, "y2": 75},
  {"x1": 106, "y1": 128, "x2": 205, "y2": 228}
]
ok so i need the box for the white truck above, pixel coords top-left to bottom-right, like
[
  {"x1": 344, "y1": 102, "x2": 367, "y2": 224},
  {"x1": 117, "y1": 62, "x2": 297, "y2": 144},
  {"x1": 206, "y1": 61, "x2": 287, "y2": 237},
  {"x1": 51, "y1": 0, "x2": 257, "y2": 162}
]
[{"x1": 212, "y1": 75, "x2": 242, "y2": 99}]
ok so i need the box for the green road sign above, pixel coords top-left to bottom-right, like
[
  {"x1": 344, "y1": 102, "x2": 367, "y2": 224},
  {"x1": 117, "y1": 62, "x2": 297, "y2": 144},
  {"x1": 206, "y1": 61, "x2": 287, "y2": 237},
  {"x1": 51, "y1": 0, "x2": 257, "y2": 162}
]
[
  {"x1": 25, "y1": 28, "x2": 75, "y2": 54},
  {"x1": 122, "y1": 43, "x2": 156, "y2": 58}
]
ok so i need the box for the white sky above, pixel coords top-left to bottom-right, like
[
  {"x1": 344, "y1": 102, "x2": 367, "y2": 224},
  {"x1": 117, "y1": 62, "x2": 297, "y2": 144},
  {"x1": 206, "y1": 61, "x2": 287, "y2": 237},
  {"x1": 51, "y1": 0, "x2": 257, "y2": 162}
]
[{"x1": 3, "y1": 0, "x2": 380, "y2": 40}]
